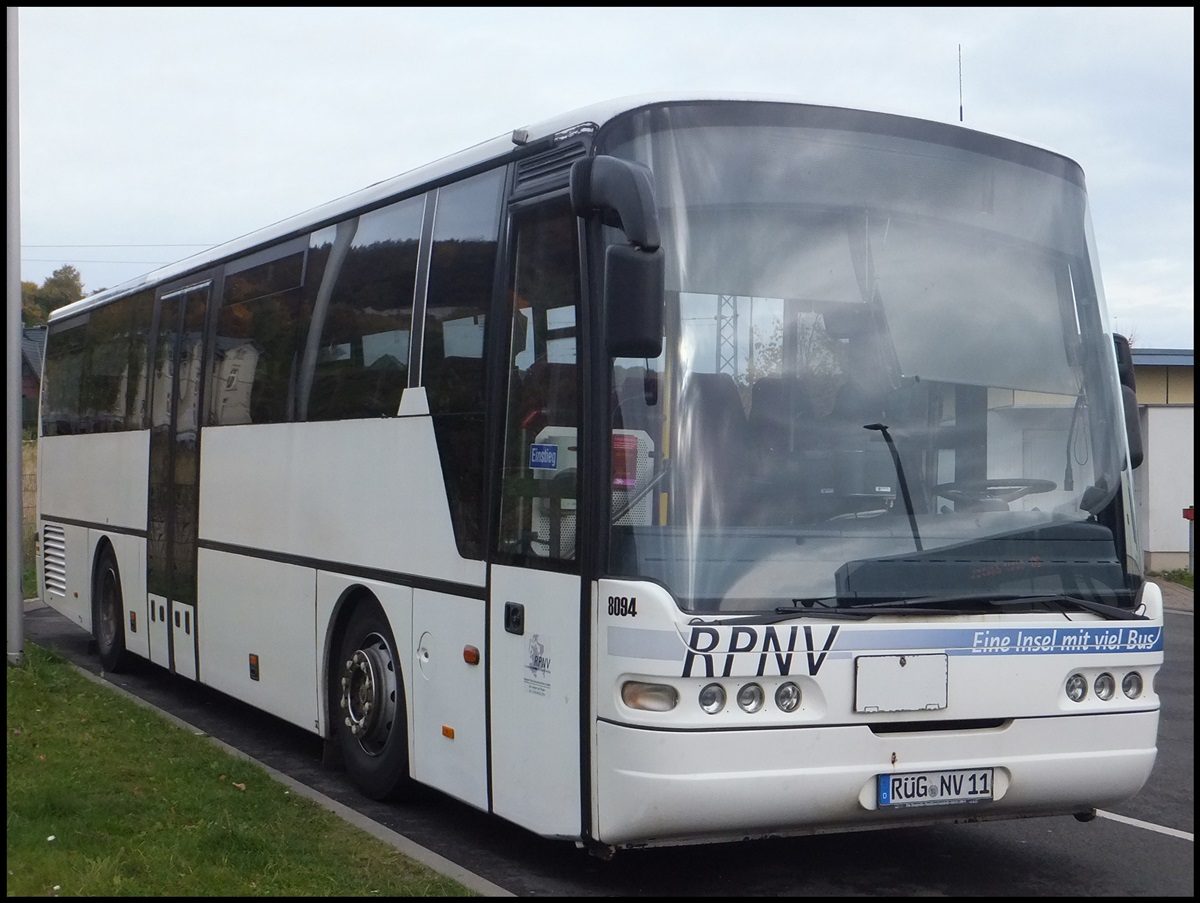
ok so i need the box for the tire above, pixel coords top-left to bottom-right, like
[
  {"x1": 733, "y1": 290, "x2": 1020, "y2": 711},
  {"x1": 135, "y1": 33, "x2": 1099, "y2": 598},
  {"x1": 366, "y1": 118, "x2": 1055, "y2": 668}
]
[
  {"x1": 93, "y1": 547, "x2": 131, "y2": 673},
  {"x1": 333, "y1": 600, "x2": 414, "y2": 801}
]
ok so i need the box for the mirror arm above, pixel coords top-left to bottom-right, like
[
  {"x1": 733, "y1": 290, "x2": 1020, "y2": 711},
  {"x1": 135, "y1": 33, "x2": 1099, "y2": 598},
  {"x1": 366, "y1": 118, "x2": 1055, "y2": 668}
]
[{"x1": 570, "y1": 156, "x2": 661, "y2": 251}]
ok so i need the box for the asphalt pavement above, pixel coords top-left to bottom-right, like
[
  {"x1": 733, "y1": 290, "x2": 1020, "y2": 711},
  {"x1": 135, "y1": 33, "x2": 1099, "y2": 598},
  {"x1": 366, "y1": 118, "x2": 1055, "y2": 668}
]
[{"x1": 1156, "y1": 577, "x2": 1194, "y2": 613}]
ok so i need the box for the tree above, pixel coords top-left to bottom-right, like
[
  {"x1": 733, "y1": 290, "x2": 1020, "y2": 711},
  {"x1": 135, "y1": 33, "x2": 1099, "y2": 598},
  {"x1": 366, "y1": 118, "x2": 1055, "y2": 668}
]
[
  {"x1": 20, "y1": 280, "x2": 42, "y2": 324},
  {"x1": 21, "y1": 265, "x2": 86, "y2": 325},
  {"x1": 743, "y1": 312, "x2": 846, "y2": 416}
]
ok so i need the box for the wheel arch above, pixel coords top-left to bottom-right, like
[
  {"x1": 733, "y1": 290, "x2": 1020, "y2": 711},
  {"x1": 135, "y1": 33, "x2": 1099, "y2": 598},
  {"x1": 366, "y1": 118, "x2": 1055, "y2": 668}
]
[
  {"x1": 323, "y1": 583, "x2": 416, "y2": 800},
  {"x1": 320, "y1": 584, "x2": 411, "y2": 741}
]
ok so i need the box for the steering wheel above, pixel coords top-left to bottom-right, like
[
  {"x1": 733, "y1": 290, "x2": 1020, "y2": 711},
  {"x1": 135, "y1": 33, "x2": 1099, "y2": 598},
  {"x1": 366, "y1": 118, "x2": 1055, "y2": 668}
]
[{"x1": 935, "y1": 478, "x2": 1057, "y2": 505}]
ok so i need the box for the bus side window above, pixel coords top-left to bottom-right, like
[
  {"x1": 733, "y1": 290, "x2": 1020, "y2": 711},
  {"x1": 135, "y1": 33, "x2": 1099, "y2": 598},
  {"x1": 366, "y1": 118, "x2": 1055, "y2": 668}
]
[
  {"x1": 42, "y1": 319, "x2": 88, "y2": 436},
  {"x1": 213, "y1": 244, "x2": 308, "y2": 425},
  {"x1": 422, "y1": 170, "x2": 504, "y2": 560},
  {"x1": 303, "y1": 197, "x2": 423, "y2": 422},
  {"x1": 497, "y1": 200, "x2": 582, "y2": 562}
]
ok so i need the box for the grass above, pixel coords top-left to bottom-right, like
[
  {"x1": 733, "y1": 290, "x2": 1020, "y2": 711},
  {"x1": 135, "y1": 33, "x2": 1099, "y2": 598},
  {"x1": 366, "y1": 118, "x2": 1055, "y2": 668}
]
[
  {"x1": 1156, "y1": 567, "x2": 1194, "y2": 590},
  {"x1": 23, "y1": 526, "x2": 38, "y2": 600},
  {"x1": 22, "y1": 438, "x2": 38, "y2": 598},
  {"x1": 6, "y1": 643, "x2": 475, "y2": 897}
]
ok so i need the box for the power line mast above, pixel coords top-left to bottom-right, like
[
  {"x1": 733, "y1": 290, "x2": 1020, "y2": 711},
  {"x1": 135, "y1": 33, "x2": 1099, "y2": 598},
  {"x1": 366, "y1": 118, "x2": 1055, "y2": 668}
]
[{"x1": 716, "y1": 295, "x2": 738, "y2": 375}]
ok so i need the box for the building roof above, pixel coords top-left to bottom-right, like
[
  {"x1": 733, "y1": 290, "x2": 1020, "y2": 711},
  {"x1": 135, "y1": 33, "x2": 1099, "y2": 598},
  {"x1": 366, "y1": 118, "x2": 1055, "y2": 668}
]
[
  {"x1": 21, "y1": 326, "x2": 46, "y2": 377},
  {"x1": 1131, "y1": 348, "x2": 1194, "y2": 368}
]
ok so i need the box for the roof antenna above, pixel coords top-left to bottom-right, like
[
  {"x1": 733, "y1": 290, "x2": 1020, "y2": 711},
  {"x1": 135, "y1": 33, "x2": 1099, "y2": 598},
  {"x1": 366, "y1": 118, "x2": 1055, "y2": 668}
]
[{"x1": 958, "y1": 44, "x2": 964, "y2": 123}]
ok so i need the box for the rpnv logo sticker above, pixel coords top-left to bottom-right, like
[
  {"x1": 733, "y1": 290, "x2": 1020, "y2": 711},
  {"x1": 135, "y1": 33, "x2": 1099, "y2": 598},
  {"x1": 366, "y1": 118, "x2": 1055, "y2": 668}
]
[
  {"x1": 529, "y1": 444, "x2": 558, "y2": 470},
  {"x1": 524, "y1": 634, "x2": 551, "y2": 697}
]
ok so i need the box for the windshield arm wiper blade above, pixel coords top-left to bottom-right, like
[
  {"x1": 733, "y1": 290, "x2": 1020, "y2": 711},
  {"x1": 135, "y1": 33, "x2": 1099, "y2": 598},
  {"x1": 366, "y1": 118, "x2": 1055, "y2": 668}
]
[
  {"x1": 694, "y1": 607, "x2": 873, "y2": 625},
  {"x1": 1038, "y1": 594, "x2": 1147, "y2": 621},
  {"x1": 846, "y1": 592, "x2": 1144, "y2": 621},
  {"x1": 864, "y1": 423, "x2": 922, "y2": 551}
]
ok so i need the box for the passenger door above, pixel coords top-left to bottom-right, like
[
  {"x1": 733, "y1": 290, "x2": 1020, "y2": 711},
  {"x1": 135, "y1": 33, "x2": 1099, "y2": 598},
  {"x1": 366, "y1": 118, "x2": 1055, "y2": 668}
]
[
  {"x1": 489, "y1": 198, "x2": 585, "y2": 837},
  {"x1": 146, "y1": 281, "x2": 211, "y2": 678}
]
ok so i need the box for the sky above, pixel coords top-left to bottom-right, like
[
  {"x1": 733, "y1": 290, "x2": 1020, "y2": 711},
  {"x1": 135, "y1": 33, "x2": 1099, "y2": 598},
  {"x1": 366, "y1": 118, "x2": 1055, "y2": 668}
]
[{"x1": 14, "y1": 7, "x2": 1194, "y2": 350}]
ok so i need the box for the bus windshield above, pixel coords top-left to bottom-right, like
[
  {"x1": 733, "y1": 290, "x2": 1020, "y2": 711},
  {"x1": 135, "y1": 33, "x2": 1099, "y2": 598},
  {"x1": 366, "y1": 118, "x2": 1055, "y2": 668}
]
[{"x1": 601, "y1": 102, "x2": 1137, "y2": 614}]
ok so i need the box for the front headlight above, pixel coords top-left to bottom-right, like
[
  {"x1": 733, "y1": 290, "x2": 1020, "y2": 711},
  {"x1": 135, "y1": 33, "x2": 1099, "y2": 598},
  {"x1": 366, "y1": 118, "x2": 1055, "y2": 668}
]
[
  {"x1": 775, "y1": 681, "x2": 802, "y2": 713},
  {"x1": 621, "y1": 681, "x2": 678, "y2": 712},
  {"x1": 1065, "y1": 673, "x2": 1088, "y2": 703},
  {"x1": 699, "y1": 683, "x2": 726, "y2": 714},
  {"x1": 736, "y1": 683, "x2": 765, "y2": 713}
]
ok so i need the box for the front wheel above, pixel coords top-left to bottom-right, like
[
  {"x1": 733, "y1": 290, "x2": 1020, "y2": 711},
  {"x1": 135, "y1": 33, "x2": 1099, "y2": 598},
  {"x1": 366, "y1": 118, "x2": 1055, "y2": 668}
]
[
  {"x1": 333, "y1": 601, "x2": 414, "y2": 800},
  {"x1": 93, "y1": 547, "x2": 131, "y2": 673}
]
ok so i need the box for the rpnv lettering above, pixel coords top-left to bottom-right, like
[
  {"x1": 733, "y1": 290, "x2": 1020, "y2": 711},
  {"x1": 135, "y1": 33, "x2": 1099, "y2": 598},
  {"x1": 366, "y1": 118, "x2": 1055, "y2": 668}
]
[{"x1": 681, "y1": 624, "x2": 839, "y2": 677}]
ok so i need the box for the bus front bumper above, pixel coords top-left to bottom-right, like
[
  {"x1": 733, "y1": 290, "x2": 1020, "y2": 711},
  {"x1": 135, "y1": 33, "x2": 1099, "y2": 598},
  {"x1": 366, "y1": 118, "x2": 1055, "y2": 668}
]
[{"x1": 593, "y1": 710, "x2": 1158, "y2": 847}]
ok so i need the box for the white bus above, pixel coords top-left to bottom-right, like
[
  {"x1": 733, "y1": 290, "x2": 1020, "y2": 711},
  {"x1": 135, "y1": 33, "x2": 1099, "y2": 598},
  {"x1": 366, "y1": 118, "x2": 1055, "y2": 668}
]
[{"x1": 37, "y1": 94, "x2": 1162, "y2": 855}]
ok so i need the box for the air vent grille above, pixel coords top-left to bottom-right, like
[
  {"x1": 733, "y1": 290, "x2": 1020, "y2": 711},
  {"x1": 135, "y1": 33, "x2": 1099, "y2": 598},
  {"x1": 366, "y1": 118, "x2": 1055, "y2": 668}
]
[
  {"x1": 513, "y1": 143, "x2": 587, "y2": 195},
  {"x1": 43, "y1": 523, "x2": 67, "y2": 596}
]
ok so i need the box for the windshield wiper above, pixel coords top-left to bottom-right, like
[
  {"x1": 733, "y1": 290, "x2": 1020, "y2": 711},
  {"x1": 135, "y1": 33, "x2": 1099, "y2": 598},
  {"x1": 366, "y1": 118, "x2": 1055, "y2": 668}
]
[
  {"x1": 844, "y1": 591, "x2": 1144, "y2": 621},
  {"x1": 697, "y1": 606, "x2": 877, "y2": 625},
  {"x1": 697, "y1": 591, "x2": 1146, "y2": 625},
  {"x1": 864, "y1": 423, "x2": 922, "y2": 551}
]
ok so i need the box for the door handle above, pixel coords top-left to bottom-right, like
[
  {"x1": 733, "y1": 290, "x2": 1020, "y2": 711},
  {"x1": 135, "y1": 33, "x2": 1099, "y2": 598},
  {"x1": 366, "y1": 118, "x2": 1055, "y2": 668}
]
[{"x1": 504, "y1": 601, "x2": 524, "y2": 635}]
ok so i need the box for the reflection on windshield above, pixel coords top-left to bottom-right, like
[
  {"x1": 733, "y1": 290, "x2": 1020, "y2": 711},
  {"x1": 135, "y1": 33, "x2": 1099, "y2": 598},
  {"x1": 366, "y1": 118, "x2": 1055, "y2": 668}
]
[{"x1": 602, "y1": 104, "x2": 1135, "y2": 614}]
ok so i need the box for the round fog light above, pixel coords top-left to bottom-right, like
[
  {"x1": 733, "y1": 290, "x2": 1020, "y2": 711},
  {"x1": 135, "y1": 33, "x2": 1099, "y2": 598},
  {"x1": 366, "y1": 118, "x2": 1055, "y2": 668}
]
[
  {"x1": 1065, "y1": 672, "x2": 1088, "y2": 702},
  {"x1": 699, "y1": 683, "x2": 726, "y2": 714},
  {"x1": 775, "y1": 681, "x2": 801, "y2": 713},
  {"x1": 1121, "y1": 671, "x2": 1143, "y2": 699},
  {"x1": 1094, "y1": 672, "x2": 1116, "y2": 701},
  {"x1": 737, "y1": 683, "x2": 765, "y2": 713}
]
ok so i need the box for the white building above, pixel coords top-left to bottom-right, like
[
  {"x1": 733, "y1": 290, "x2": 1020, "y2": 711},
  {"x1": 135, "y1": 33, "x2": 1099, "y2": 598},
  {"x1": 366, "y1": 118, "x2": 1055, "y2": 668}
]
[{"x1": 1132, "y1": 348, "x2": 1194, "y2": 573}]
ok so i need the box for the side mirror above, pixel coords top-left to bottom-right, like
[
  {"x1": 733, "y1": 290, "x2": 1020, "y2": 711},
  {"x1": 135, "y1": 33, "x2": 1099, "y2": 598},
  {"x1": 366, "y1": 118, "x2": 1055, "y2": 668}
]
[
  {"x1": 1113, "y1": 334, "x2": 1143, "y2": 469},
  {"x1": 1122, "y1": 383, "x2": 1143, "y2": 470},
  {"x1": 1113, "y1": 333, "x2": 1136, "y2": 391},
  {"x1": 571, "y1": 155, "x2": 665, "y2": 358},
  {"x1": 604, "y1": 244, "x2": 664, "y2": 358}
]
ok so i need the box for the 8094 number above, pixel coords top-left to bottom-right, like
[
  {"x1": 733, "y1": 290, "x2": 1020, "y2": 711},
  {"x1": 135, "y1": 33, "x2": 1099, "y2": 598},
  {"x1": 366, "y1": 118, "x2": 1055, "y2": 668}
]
[{"x1": 607, "y1": 596, "x2": 638, "y2": 617}]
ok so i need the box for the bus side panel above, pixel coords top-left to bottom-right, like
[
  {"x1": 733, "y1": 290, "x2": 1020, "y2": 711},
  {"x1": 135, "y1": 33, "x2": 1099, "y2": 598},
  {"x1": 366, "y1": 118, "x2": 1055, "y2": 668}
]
[
  {"x1": 39, "y1": 432, "x2": 149, "y2": 531},
  {"x1": 488, "y1": 565, "x2": 582, "y2": 839},
  {"x1": 197, "y1": 417, "x2": 485, "y2": 587},
  {"x1": 40, "y1": 521, "x2": 91, "y2": 628},
  {"x1": 411, "y1": 590, "x2": 487, "y2": 810},
  {"x1": 197, "y1": 548, "x2": 319, "y2": 732},
  {"x1": 38, "y1": 432, "x2": 149, "y2": 630}
]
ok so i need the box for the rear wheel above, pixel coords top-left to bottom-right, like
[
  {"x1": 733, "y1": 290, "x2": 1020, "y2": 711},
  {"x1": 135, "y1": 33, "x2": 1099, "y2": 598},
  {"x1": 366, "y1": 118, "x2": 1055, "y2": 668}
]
[
  {"x1": 93, "y1": 547, "x2": 131, "y2": 673},
  {"x1": 333, "y1": 601, "x2": 414, "y2": 800}
]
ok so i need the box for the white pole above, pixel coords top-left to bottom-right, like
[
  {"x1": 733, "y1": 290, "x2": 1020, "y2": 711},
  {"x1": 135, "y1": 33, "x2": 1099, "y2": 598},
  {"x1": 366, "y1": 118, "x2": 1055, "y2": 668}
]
[{"x1": 7, "y1": 7, "x2": 27, "y2": 666}]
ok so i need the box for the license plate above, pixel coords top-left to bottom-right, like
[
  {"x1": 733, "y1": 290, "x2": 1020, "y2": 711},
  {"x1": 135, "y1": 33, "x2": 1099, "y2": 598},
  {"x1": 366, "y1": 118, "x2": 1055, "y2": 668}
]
[{"x1": 878, "y1": 768, "x2": 994, "y2": 808}]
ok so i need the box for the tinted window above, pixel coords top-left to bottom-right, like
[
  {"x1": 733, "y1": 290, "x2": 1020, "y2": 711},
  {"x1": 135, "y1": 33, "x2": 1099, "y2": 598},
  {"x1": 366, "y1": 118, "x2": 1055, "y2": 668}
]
[
  {"x1": 423, "y1": 169, "x2": 505, "y2": 559},
  {"x1": 118, "y1": 293, "x2": 154, "y2": 429},
  {"x1": 212, "y1": 245, "x2": 310, "y2": 425},
  {"x1": 42, "y1": 317, "x2": 88, "y2": 436},
  {"x1": 42, "y1": 291, "x2": 155, "y2": 436},
  {"x1": 497, "y1": 200, "x2": 582, "y2": 564},
  {"x1": 303, "y1": 195, "x2": 424, "y2": 421}
]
